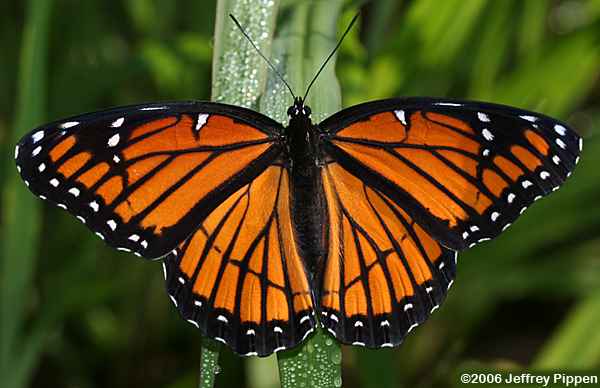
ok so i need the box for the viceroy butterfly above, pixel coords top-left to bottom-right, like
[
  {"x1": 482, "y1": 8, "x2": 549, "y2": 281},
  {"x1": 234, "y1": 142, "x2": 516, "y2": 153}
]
[{"x1": 14, "y1": 16, "x2": 582, "y2": 357}]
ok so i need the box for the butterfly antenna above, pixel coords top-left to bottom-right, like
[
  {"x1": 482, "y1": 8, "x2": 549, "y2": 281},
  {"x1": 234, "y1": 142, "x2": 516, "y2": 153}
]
[
  {"x1": 229, "y1": 14, "x2": 296, "y2": 99},
  {"x1": 302, "y1": 12, "x2": 360, "y2": 102}
]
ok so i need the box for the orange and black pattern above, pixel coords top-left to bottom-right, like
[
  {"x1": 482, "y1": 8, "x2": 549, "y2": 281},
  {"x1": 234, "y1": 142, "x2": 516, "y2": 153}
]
[
  {"x1": 321, "y1": 98, "x2": 582, "y2": 251},
  {"x1": 319, "y1": 162, "x2": 456, "y2": 347},
  {"x1": 15, "y1": 102, "x2": 282, "y2": 259},
  {"x1": 15, "y1": 97, "x2": 582, "y2": 356},
  {"x1": 163, "y1": 165, "x2": 315, "y2": 356}
]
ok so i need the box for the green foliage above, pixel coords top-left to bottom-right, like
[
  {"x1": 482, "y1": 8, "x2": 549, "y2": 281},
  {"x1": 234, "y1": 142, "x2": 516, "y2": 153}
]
[{"x1": 0, "y1": 1, "x2": 599, "y2": 388}]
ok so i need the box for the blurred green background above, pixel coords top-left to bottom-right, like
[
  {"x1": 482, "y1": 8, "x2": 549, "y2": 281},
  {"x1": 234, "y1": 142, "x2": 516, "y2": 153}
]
[{"x1": 1, "y1": 1, "x2": 599, "y2": 387}]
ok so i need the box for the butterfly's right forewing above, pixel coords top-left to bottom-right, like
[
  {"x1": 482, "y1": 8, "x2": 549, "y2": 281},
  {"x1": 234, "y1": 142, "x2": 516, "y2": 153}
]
[{"x1": 15, "y1": 102, "x2": 282, "y2": 259}]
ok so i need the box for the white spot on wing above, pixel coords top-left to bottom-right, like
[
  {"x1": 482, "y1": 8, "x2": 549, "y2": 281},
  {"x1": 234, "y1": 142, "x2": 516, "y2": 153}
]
[
  {"x1": 552, "y1": 155, "x2": 561, "y2": 165},
  {"x1": 140, "y1": 240, "x2": 148, "y2": 249},
  {"x1": 128, "y1": 234, "x2": 140, "y2": 242},
  {"x1": 579, "y1": 137, "x2": 583, "y2": 152},
  {"x1": 300, "y1": 315, "x2": 311, "y2": 324},
  {"x1": 491, "y1": 211, "x2": 500, "y2": 221},
  {"x1": 556, "y1": 138, "x2": 566, "y2": 149},
  {"x1": 89, "y1": 201, "x2": 99, "y2": 212},
  {"x1": 462, "y1": 231, "x2": 469, "y2": 240},
  {"x1": 354, "y1": 321, "x2": 363, "y2": 327},
  {"x1": 394, "y1": 110, "x2": 407, "y2": 125},
  {"x1": 32, "y1": 131, "x2": 44, "y2": 143},
  {"x1": 178, "y1": 277, "x2": 185, "y2": 285},
  {"x1": 477, "y1": 112, "x2": 490, "y2": 122},
  {"x1": 507, "y1": 193, "x2": 516, "y2": 203},
  {"x1": 140, "y1": 106, "x2": 167, "y2": 111},
  {"x1": 111, "y1": 117, "x2": 125, "y2": 127},
  {"x1": 540, "y1": 171, "x2": 550, "y2": 180},
  {"x1": 50, "y1": 178, "x2": 59, "y2": 187},
  {"x1": 14, "y1": 145, "x2": 19, "y2": 159},
  {"x1": 380, "y1": 320, "x2": 390, "y2": 327},
  {"x1": 554, "y1": 124, "x2": 567, "y2": 136},
  {"x1": 470, "y1": 225, "x2": 480, "y2": 232},
  {"x1": 196, "y1": 114, "x2": 209, "y2": 130},
  {"x1": 483, "y1": 149, "x2": 490, "y2": 156},
  {"x1": 522, "y1": 180, "x2": 533, "y2": 188},
  {"x1": 217, "y1": 315, "x2": 228, "y2": 323},
  {"x1": 107, "y1": 219, "x2": 117, "y2": 230},
  {"x1": 352, "y1": 341, "x2": 365, "y2": 346},
  {"x1": 113, "y1": 155, "x2": 120, "y2": 163},
  {"x1": 482, "y1": 128, "x2": 494, "y2": 141},
  {"x1": 108, "y1": 134, "x2": 120, "y2": 147},
  {"x1": 274, "y1": 326, "x2": 283, "y2": 333},
  {"x1": 68, "y1": 187, "x2": 80, "y2": 196},
  {"x1": 246, "y1": 329, "x2": 255, "y2": 336},
  {"x1": 38, "y1": 163, "x2": 46, "y2": 172},
  {"x1": 187, "y1": 319, "x2": 199, "y2": 328},
  {"x1": 404, "y1": 303, "x2": 413, "y2": 311},
  {"x1": 435, "y1": 102, "x2": 462, "y2": 106},
  {"x1": 520, "y1": 115, "x2": 538, "y2": 122},
  {"x1": 302, "y1": 328, "x2": 314, "y2": 341},
  {"x1": 32, "y1": 146, "x2": 42, "y2": 156},
  {"x1": 60, "y1": 121, "x2": 79, "y2": 129}
]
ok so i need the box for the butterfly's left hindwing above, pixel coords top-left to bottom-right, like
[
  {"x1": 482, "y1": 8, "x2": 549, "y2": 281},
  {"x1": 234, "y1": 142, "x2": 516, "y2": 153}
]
[
  {"x1": 319, "y1": 162, "x2": 456, "y2": 347},
  {"x1": 15, "y1": 102, "x2": 283, "y2": 259},
  {"x1": 320, "y1": 98, "x2": 582, "y2": 251},
  {"x1": 164, "y1": 164, "x2": 316, "y2": 356}
]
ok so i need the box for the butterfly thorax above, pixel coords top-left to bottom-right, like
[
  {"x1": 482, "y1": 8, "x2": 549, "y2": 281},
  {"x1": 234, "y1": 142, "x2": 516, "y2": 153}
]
[{"x1": 286, "y1": 98, "x2": 326, "y2": 281}]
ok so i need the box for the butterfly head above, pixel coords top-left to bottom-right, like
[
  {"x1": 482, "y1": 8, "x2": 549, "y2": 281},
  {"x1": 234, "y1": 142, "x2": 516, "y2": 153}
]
[{"x1": 287, "y1": 97, "x2": 311, "y2": 119}]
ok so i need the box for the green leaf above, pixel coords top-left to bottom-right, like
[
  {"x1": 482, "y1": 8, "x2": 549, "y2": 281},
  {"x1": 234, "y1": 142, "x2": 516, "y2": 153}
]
[{"x1": 0, "y1": 0, "x2": 52, "y2": 387}]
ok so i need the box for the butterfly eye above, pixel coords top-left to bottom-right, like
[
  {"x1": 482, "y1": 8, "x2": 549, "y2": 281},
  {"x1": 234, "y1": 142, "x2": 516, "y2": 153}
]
[
  {"x1": 287, "y1": 106, "x2": 294, "y2": 116},
  {"x1": 304, "y1": 106, "x2": 311, "y2": 116}
]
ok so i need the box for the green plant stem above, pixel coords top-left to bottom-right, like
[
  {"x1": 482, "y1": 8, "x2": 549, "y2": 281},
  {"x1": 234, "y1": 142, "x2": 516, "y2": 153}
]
[{"x1": 0, "y1": 0, "x2": 51, "y2": 387}]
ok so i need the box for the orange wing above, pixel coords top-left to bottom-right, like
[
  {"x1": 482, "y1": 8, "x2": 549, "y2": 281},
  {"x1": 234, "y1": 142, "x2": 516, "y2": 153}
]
[
  {"x1": 15, "y1": 102, "x2": 282, "y2": 258},
  {"x1": 319, "y1": 161, "x2": 456, "y2": 348},
  {"x1": 321, "y1": 99, "x2": 582, "y2": 250},
  {"x1": 164, "y1": 164, "x2": 316, "y2": 356}
]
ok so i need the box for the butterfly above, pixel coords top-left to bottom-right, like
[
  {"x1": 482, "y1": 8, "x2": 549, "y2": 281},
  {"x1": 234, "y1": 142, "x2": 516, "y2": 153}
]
[
  {"x1": 13, "y1": 14, "x2": 582, "y2": 357},
  {"x1": 14, "y1": 95, "x2": 582, "y2": 356}
]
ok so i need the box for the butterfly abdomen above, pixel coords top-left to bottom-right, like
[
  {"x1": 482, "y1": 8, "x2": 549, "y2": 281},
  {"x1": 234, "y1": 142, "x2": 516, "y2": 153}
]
[{"x1": 287, "y1": 112, "x2": 327, "y2": 281}]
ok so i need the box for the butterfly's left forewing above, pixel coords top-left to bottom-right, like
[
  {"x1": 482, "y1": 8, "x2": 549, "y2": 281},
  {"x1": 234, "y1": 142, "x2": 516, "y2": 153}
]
[
  {"x1": 320, "y1": 98, "x2": 582, "y2": 251},
  {"x1": 15, "y1": 102, "x2": 283, "y2": 258}
]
